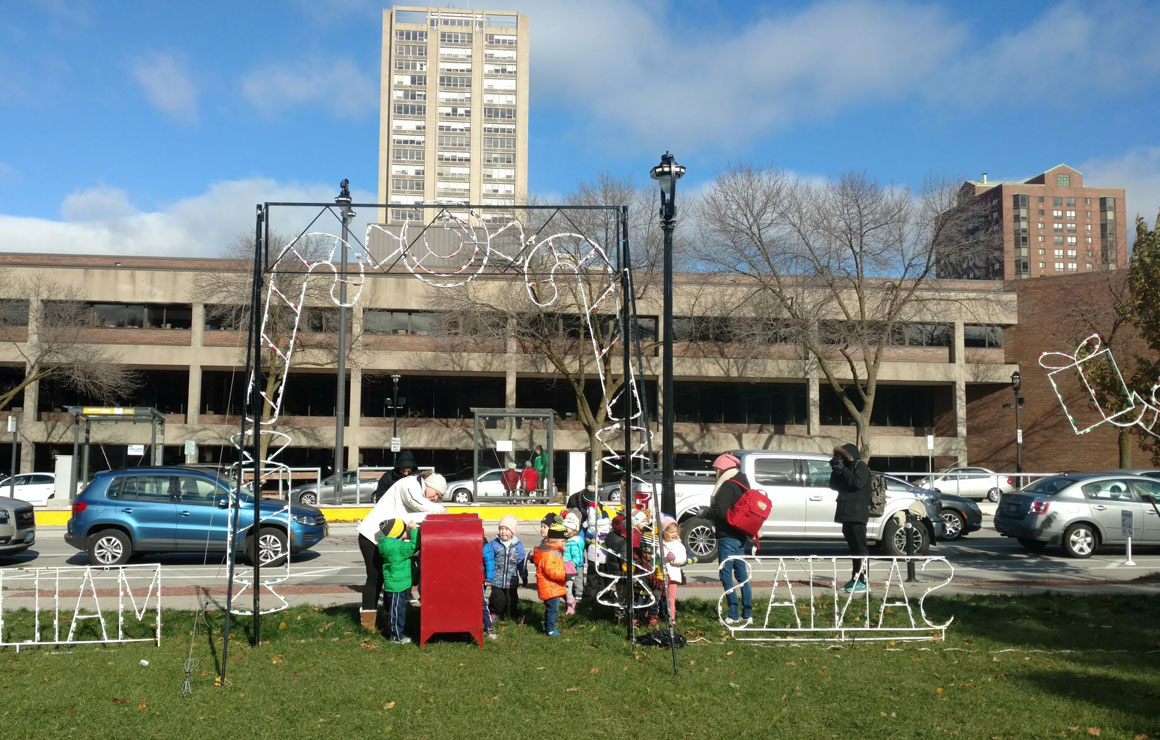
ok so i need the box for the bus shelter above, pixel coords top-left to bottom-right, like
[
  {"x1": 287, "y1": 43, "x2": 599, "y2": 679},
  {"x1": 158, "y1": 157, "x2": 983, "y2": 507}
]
[{"x1": 64, "y1": 406, "x2": 166, "y2": 499}]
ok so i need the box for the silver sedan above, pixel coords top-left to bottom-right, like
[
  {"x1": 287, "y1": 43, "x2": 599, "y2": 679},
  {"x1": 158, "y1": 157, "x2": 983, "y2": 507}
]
[{"x1": 994, "y1": 473, "x2": 1160, "y2": 557}]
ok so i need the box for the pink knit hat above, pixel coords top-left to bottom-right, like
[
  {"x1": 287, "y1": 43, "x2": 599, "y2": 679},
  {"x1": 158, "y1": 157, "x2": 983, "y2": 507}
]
[
  {"x1": 659, "y1": 515, "x2": 677, "y2": 531},
  {"x1": 712, "y1": 453, "x2": 740, "y2": 471},
  {"x1": 498, "y1": 514, "x2": 518, "y2": 533}
]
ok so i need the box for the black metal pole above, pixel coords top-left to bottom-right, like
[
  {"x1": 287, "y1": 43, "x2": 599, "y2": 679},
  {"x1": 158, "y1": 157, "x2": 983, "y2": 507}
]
[
  {"x1": 335, "y1": 184, "x2": 352, "y2": 501},
  {"x1": 661, "y1": 168, "x2": 676, "y2": 518},
  {"x1": 392, "y1": 374, "x2": 400, "y2": 465},
  {"x1": 619, "y1": 206, "x2": 634, "y2": 645},
  {"x1": 222, "y1": 203, "x2": 265, "y2": 686},
  {"x1": 1014, "y1": 388, "x2": 1022, "y2": 488},
  {"x1": 251, "y1": 205, "x2": 266, "y2": 642}
]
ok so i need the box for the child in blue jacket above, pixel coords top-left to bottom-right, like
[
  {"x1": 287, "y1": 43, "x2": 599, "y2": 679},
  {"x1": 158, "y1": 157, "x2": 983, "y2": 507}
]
[
  {"x1": 484, "y1": 514, "x2": 528, "y2": 622},
  {"x1": 562, "y1": 510, "x2": 585, "y2": 614}
]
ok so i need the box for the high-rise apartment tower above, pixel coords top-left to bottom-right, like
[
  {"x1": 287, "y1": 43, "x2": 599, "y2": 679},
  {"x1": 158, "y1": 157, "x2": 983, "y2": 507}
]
[
  {"x1": 941, "y1": 164, "x2": 1127, "y2": 280},
  {"x1": 377, "y1": 6, "x2": 530, "y2": 226}
]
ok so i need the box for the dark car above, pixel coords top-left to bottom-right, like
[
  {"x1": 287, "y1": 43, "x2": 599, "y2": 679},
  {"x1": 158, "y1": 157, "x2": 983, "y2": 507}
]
[
  {"x1": 937, "y1": 493, "x2": 983, "y2": 540},
  {"x1": 64, "y1": 466, "x2": 327, "y2": 566}
]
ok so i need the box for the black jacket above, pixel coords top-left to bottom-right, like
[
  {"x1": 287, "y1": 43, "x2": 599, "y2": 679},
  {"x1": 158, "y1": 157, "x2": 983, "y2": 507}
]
[
  {"x1": 828, "y1": 444, "x2": 871, "y2": 524},
  {"x1": 709, "y1": 471, "x2": 753, "y2": 543},
  {"x1": 373, "y1": 450, "x2": 417, "y2": 503}
]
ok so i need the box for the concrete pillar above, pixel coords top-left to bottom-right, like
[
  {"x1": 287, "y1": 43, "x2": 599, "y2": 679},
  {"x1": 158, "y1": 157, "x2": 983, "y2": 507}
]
[
  {"x1": 187, "y1": 304, "x2": 205, "y2": 425},
  {"x1": 504, "y1": 316, "x2": 517, "y2": 408},
  {"x1": 807, "y1": 376, "x2": 820, "y2": 436},
  {"x1": 348, "y1": 367, "x2": 362, "y2": 467},
  {"x1": 954, "y1": 378, "x2": 968, "y2": 466}
]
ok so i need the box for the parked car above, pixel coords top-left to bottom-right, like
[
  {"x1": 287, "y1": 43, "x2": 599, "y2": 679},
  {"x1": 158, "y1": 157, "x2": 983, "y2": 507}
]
[
  {"x1": 632, "y1": 451, "x2": 943, "y2": 560},
  {"x1": 598, "y1": 467, "x2": 713, "y2": 505},
  {"x1": 994, "y1": 473, "x2": 1160, "y2": 558},
  {"x1": 443, "y1": 468, "x2": 557, "y2": 503},
  {"x1": 0, "y1": 472, "x2": 57, "y2": 506},
  {"x1": 1107, "y1": 468, "x2": 1160, "y2": 480},
  {"x1": 64, "y1": 466, "x2": 327, "y2": 566},
  {"x1": 915, "y1": 466, "x2": 1015, "y2": 502},
  {"x1": 0, "y1": 497, "x2": 36, "y2": 555},
  {"x1": 936, "y1": 493, "x2": 983, "y2": 540},
  {"x1": 288, "y1": 470, "x2": 379, "y2": 505}
]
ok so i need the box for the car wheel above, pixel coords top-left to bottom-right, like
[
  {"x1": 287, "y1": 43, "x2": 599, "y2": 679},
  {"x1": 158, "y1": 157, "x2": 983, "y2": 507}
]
[
  {"x1": 986, "y1": 488, "x2": 1002, "y2": 503},
  {"x1": 607, "y1": 487, "x2": 622, "y2": 503},
  {"x1": 451, "y1": 488, "x2": 473, "y2": 504},
  {"x1": 881, "y1": 516, "x2": 931, "y2": 556},
  {"x1": 680, "y1": 517, "x2": 716, "y2": 560},
  {"x1": 248, "y1": 527, "x2": 289, "y2": 567},
  {"x1": 298, "y1": 491, "x2": 318, "y2": 506},
  {"x1": 940, "y1": 510, "x2": 965, "y2": 541},
  {"x1": 87, "y1": 529, "x2": 132, "y2": 566},
  {"x1": 1017, "y1": 537, "x2": 1048, "y2": 553},
  {"x1": 1062, "y1": 523, "x2": 1097, "y2": 559}
]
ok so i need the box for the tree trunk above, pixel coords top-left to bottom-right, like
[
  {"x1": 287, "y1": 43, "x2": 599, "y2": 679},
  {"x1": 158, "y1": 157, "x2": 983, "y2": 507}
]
[{"x1": 1119, "y1": 427, "x2": 1132, "y2": 468}]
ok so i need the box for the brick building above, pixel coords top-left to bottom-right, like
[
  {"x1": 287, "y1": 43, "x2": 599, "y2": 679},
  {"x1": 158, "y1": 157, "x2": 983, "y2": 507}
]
[
  {"x1": 943, "y1": 164, "x2": 1127, "y2": 281},
  {"x1": 966, "y1": 270, "x2": 1153, "y2": 474}
]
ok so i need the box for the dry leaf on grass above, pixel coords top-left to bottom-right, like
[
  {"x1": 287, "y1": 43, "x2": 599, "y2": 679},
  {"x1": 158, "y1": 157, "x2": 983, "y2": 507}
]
[{"x1": 384, "y1": 702, "x2": 396, "y2": 710}]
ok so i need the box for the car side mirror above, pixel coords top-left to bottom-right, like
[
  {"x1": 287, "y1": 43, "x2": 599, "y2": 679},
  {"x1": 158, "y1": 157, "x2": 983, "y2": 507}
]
[{"x1": 216, "y1": 495, "x2": 230, "y2": 508}]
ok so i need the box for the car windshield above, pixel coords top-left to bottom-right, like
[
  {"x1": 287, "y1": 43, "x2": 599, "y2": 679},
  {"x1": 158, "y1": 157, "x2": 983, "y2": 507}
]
[{"x1": 1022, "y1": 476, "x2": 1075, "y2": 495}]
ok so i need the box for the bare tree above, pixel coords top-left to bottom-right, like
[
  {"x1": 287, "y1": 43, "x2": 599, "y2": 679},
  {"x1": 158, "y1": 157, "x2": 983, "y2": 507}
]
[
  {"x1": 0, "y1": 275, "x2": 137, "y2": 412},
  {"x1": 695, "y1": 166, "x2": 995, "y2": 459},
  {"x1": 192, "y1": 233, "x2": 364, "y2": 458},
  {"x1": 431, "y1": 175, "x2": 671, "y2": 485}
]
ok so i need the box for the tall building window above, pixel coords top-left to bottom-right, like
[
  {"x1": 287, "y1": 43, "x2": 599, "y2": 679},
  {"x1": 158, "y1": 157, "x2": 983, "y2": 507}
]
[
  {"x1": 1053, "y1": 197, "x2": 1062, "y2": 206},
  {"x1": 1011, "y1": 194, "x2": 1029, "y2": 277},
  {"x1": 1100, "y1": 197, "x2": 1117, "y2": 265},
  {"x1": 1057, "y1": 174, "x2": 1071, "y2": 187}
]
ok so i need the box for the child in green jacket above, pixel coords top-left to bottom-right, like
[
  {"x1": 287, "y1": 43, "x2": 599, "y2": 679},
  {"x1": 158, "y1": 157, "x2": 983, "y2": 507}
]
[{"x1": 378, "y1": 518, "x2": 418, "y2": 644}]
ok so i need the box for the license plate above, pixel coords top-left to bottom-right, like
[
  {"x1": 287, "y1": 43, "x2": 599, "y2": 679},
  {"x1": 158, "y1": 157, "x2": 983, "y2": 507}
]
[{"x1": 1006, "y1": 503, "x2": 1018, "y2": 514}]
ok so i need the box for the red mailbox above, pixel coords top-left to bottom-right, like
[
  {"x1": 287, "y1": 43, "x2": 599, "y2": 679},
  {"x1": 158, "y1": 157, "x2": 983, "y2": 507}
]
[{"x1": 419, "y1": 513, "x2": 484, "y2": 648}]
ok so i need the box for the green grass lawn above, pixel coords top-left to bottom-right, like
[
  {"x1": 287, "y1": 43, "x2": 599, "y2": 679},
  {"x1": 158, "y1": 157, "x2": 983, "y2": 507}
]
[{"x1": 1, "y1": 594, "x2": 1158, "y2": 740}]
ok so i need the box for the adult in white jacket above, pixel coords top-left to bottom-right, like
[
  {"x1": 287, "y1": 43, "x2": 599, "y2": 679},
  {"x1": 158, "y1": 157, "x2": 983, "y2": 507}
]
[{"x1": 357, "y1": 471, "x2": 448, "y2": 631}]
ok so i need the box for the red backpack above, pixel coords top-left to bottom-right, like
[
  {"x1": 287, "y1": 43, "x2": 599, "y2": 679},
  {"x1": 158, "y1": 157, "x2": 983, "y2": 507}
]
[{"x1": 726, "y1": 486, "x2": 773, "y2": 543}]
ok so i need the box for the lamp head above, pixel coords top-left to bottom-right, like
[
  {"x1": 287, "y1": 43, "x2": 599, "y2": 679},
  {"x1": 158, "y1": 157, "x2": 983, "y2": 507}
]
[
  {"x1": 391, "y1": 372, "x2": 401, "y2": 383},
  {"x1": 650, "y1": 152, "x2": 685, "y2": 196},
  {"x1": 1011, "y1": 370, "x2": 1022, "y2": 392}
]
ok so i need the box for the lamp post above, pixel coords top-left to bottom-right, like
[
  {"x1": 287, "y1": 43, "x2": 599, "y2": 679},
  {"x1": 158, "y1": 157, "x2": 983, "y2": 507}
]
[
  {"x1": 390, "y1": 371, "x2": 401, "y2": 464},
  {"x1": 650, "y1": 152, "x2": 685, "y2": 517},
  {"x1": 334, "y1": 179, "x2": 353, "y2": 489},
  {"x1": 1011, "y1": 370, "x2": 1023, "y2": 487}
]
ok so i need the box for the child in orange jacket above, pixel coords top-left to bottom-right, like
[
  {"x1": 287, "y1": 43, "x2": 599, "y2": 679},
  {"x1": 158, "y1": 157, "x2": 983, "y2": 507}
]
[{"x1": 532, "y1": 521, "x2": 569, "y2": 636}]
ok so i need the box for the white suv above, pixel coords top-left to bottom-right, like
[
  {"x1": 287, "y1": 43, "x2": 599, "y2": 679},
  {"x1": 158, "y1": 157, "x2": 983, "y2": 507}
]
[{"x1": 657, "y1": 450, "x2": 942, "y2": 560}]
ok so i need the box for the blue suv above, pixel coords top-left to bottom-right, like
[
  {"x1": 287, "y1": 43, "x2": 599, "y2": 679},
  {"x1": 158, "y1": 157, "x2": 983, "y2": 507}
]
[{"x1": 65, "y1": 467, "x2": 327, "y2": 566}]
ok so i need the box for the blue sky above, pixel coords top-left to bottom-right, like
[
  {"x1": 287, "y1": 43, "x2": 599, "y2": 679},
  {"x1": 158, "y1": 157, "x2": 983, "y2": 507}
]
[{"x1": 1, "y1": 0, "x2": 1158, "y2": 257}]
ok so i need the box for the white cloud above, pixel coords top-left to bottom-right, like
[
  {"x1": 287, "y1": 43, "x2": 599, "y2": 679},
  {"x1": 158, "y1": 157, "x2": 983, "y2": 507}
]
[
  {"x1": 131, "y1": 52, "x2": 198, "y2": 123},
  {"x1": 503, "y1": 0, "x2": 1160, "y2": 156},
  {"x1": 937, "y1": 0, "x2": 1160, "y2": 108},
  {"x1": 59, "y1": 184, "x2": 135, "y2": 221},
  {"x1": 1, "y1": 178, "x2": 378, "y2": 258},
  {"x1": 1081, "y1": 146, "x2": 1160, "y2": 229},
  {"x1": 240, "y1": 56, "x2": 377, "y2": 120}
]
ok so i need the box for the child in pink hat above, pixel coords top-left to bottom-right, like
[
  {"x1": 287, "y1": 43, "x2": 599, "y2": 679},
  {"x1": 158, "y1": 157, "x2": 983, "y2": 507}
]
[{"x1": 483, "y1": 514, "x2": 527, "y2": 623}]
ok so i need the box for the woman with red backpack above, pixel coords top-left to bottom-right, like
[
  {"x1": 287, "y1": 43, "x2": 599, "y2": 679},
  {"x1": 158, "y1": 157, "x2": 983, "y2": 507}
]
[{"x1": 707, "y1": 452, "x2": 753, "y2": 626}]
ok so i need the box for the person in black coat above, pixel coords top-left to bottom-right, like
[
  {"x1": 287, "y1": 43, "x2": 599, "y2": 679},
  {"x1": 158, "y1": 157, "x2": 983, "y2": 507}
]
[
  {"x1": 373, "y1": 450, "x2": 416, "y2": 503},
  {"x1": 828, "y1": 443, "x2": 871, "y2": 592},
  {"x1": 708, "y1": 452, "x2": 753, "y2": 624}
]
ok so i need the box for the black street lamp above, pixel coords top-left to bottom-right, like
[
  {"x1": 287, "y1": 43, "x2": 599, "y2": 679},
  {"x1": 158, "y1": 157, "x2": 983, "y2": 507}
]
[
  {"x1": 390, "y1": 371, "x2": 401, "y2": 464},
  {"x1": 651, "y1": 152, "x2": 685, "y2": 517},
  {"x1": 1007, "y1": 370, "x2": 1024, "y2": 487}
]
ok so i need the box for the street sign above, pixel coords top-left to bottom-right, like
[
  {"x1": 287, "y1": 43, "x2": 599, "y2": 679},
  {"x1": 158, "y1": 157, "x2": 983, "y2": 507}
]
[
  {"x1": 6, "y1": 416, "x2": 15, "y2": 433},
  {"x1": 926, "y1": 434, "x2": 934, "y2": 451},
  {"x1": 1122, "y1": 509, "x2": 1133, "y2": 538},
  {"x1": 128, "y1": 444, "x2": 146, "y2": 456},
  {"x1": 390, "y1": 437, "x2": 401, "y2": 453},
  {"x1": 184, "y1": 440, "x2": 196, "y2": 456},
  {"x1": 1016, "y1": 429, "x2": 1023, "y2": 444},
  {"x1": 496, "y1": 439, "x2": 513, "y2": 452}
]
